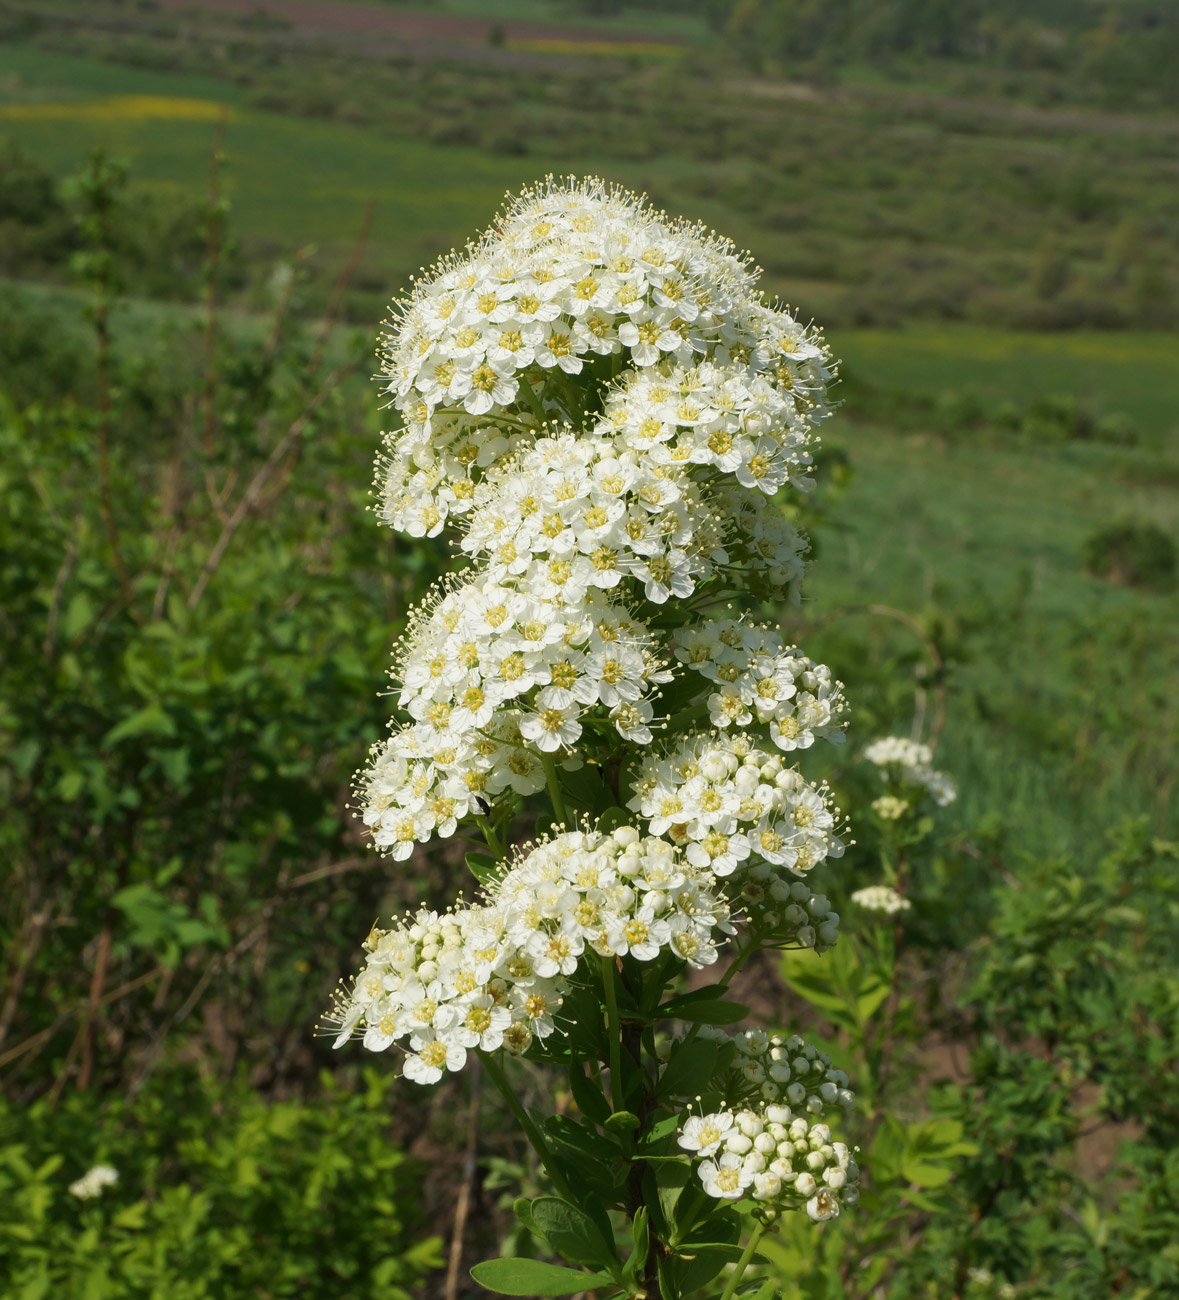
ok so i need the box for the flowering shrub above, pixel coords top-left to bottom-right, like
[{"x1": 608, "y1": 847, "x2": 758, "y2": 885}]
[{"x1": 327, "y1": 176, "x2": 860, "y2": 1298}]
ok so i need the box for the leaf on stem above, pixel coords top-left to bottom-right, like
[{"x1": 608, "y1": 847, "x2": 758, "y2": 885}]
[
  {"x1": 470, "y1": 1258, "x2": 615, "y2": 1296},
  {"x1": 656, "y1": 988, "x2": 750, "y2": 1026},
  {"x1": 528, "y1": 1196, "x2": 620, "y2": 1273}
]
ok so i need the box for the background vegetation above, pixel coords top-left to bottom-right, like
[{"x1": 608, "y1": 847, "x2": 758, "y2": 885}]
[{"x1": 1, "y1": 2, "x2": 1176, "y2": 1296}]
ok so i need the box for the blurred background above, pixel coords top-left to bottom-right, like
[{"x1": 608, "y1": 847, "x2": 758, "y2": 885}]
[{"x1": 1, "y1": 3, "x2": 1176, "y2": 1297}]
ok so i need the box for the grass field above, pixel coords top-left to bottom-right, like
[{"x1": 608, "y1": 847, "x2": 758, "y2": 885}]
[
  {"x1": 837, "y1": 327, "x2": 1179, "y2": 444},
  {"x1": 802, "y1": 413, "x2": 1178, "y2": 856},
  {"x1": 0, "y1": 47, "x2": 538, "y2": 272},
  {"x1": 4, "y1": 29, "x2": 1178, "y2": 331}
]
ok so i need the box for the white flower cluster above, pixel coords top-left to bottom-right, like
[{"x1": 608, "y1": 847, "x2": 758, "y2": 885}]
[
  {"x1": 695, "y1": 1027, "x2": 855, "y2": 1114},
  {"x1": 375, "y1": 177, "x2": 834, "y2": 538},
  {"x1": 329, "y1": 827, "x2": 736, "y2": 1081},
  {"x1": 851, "y1": 884, "x2": 911, "y2": 915},
  {"x1": 673, "y1": 619, "x2": 846, "y2": 751},
  {"x1": 359, "y1": 581, "x2": 670, "y2": 858},
  {"x1": 68, "y1": 1165, "x2": 119, "y2": 1200},
  {"x1": 357, "y1": 710, "x2": 544, "y2": 861},
  {"x1": 863, "y1": 736, "x2": 957, "y2": 807},
  {"x1": 676, "y1": 1034, "x2": 858, "y2": 1218},
  {"x1": 595, "y1": 358, "x2": 819, "y2": 498},
  {"x1": 458, "y1": 431, "x2": 718, "y2": 605},
  {"x1": 630, "y1": 730, "x2": 844, "y2": 880},
  {"x1": 396, "y1": 575, "x2": 669, "y2": 747}
]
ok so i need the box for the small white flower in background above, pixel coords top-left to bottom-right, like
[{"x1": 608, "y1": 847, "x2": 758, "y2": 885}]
[
  {"x1": 68, "y1": 1165, "x2": 118, "y2": 1200},
  {"x1": 871, "y1": 794, "x2": 910, "y2": 821},
  {"x1": 851, "y1": 885, "x2": 911, "y2": 915},
  {"x1": 863, "y1": 735, "x2": 957, "y2": 807}
]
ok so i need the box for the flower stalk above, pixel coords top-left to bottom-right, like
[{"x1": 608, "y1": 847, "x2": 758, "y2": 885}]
[{"x1": 324, "y1": 177, "x2": 866, "y2": 1298}]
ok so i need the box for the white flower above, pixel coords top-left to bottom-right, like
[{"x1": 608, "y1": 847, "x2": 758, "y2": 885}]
[
  {"x1": 68, "y1": 1165, "x2": 119, "y2": 1200},
  {"x1": 851, "y1": 885, "x2": 911, "y2": 915},
  {"x1": 678, "y1": 1112, "x2": 734, "y2": 1157},
  {"x1": 520, "y1": 704, "x2": 582, "y2": 753},
  {"x1": 699, "y1": 1152, "x2": 754, "y2": 1200},
  {"x1": 863, "y1": 736, "x2": 956, "y2": 806},
  {"x1": 872, "y1": 795, "x2": 910, "y2": 821},
  {"x1": 806, "y1": 1190, "x2": 841, "y2": 1222},
  {"x1": 676, "y1": 1048, "x2": 858, "y2": 1214},
  {"x1": 328, "y1": 827, "x2": 734, "y2": 1082}
]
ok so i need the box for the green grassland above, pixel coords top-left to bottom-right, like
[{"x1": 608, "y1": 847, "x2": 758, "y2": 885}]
[
  {"x1": 837, "y1": 327, "x2": 1179, "y2": 443},
  {"x1": 2, "y1": 15, "x2": 1178, "y2": 332},
  {"x1": 802, "y1": 413, "x2": 1177, "y2": 855}
]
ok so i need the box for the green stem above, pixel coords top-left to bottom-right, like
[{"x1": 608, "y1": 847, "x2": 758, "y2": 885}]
[
  {"x1": 517, "y1": 372, "x2": 548, "y2": 426},
  {"x1": 717, "y1": 931, "x2": 760, "y2": 992},
  {"x1": 541, "y1": 751, "x2": 569, "y2": 827},
  {"x1": 719, "y1": 1221, "x2": 766, "y2": 1300},
  {"x1": 434, "y1": 406, "x2": 536, "y2": 433},
  {"x1": 599, "y1": 953, "x2": 624, "y2": 1113},
  {"x1": 474, "y1": 814, "x2": 503, "y2": 861},
  {"x1": 482, "y1": 1051, "x2": 576, "y2": 1201}
]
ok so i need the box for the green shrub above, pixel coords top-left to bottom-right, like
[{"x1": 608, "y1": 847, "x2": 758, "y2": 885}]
[
  {"x1": 0, "y1": 1070, "x2": 443, "y2": 1299},
  {"x1": 1084, "y1": 521, "x2": 1177, "y2": 590}
]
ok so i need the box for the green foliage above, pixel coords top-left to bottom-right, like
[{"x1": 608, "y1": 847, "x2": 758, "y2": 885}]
[
  {"x1": 470, "y1": 1257, "x2": 615, "y2": 1296},
  {"x1": 708, "y1": 0, "x2": 1179, "y2": 107},
  {"x1": 0, "y1": 1069, "x2": 443, "y2": 1299},
  {"x1": 767, "y1": 820, "x2": 1179, "y2": 1299},
  {"x1": 0, "y1": 152, "x2": 436, "y2": 1102},
  {"x1": 3, "y1": 8, "x2": 1179, "y2": 330},
  {"x1": 1083, "y1": 520, "x2": 1176, "y2": 590}
]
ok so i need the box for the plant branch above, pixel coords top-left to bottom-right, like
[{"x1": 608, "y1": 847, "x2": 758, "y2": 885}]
[
  {"x1": 187, "y1": 362, "x2": 350, "y2": 610},
  {"x1": 599, "y1": 953, "x2": 624, "y2": 1113},
  {"x1": 719, "y1": 1221, "x2": 766, "y2": 1300},
  {"x1": 541, "y1": 751, "x2": 569, "y2": 827},
  {"x1": 482, "y1": 1050, "x2": 576, "y2": 1201}
]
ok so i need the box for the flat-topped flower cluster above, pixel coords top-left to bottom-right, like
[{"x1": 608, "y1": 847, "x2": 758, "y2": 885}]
[
  {"x1": 673, "y1": 619, "x2": 846, "y2": 750},
  {"x1": 328, "y1": 826, "x2": 735, "y2": 1081},
  {"x1": 677, "y1": 1029, "x2": 859, "y2": 1219},
  {"x1": 375, "y1": 177, "x2": 834, "y2": 542},
  {"x1": 629, "y1": 729, "x2": 845, "y2": 883}
]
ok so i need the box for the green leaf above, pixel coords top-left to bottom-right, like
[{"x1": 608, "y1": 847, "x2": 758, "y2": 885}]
[
  {"x1": 673, "y1": 1242, "x2": 752, "y2": 1293},
  {"x1": 567, "y1": 1065, "x2": 612, "y2": 1126},
  {"x1": 465, "y1": 851, "x2": 498, "y2": 884},
  {"x1": 658, "y1": 1039, "x2": 720, "y2": 1100},
  {"x1": 626, "y1": 1207, "x2": 649, "y2": 1279},
  {"x1": 469, "y1": 1258, "x2": 614, "y2": 1295},
  {"x1": 103, "y1": 702, "x2": 177, "y2": 747},
  {"x1": 655, "y1": 997, "x2": 749, "y2": 1026},
  {"x1": 529, "y1": 1197, "x2": 618, "y2": 1272},
  {"x1": 637, "y1": 1114, "x2": 681, "y2": 1151},
  {"x1": 62, "y1": 591, "x2": 94, "y2": 641},
  {"x1": 854, "y1": 979, "x2": 892, "y2": 1024},
  {"x1": 900, "y1": 1158, "x2": 954, "y2": 1188},
  {"x1": 604, "y1": 1110, "x2": 640, "y2": 1135},
  {"x1": 595, "y1": 806, "x2": 633, "y2": 834}
]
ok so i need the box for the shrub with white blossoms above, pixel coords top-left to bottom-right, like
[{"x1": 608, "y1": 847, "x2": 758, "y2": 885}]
[
  {"x1": 863, "y1": 735, "x2": 957, "y2": 809},
  {"x1": 68, "y1": 1165, "x2": 119, "y2": 1200},
  {"x1": 326, "y1": 178, "x2": 867, "y2": 1299}
]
